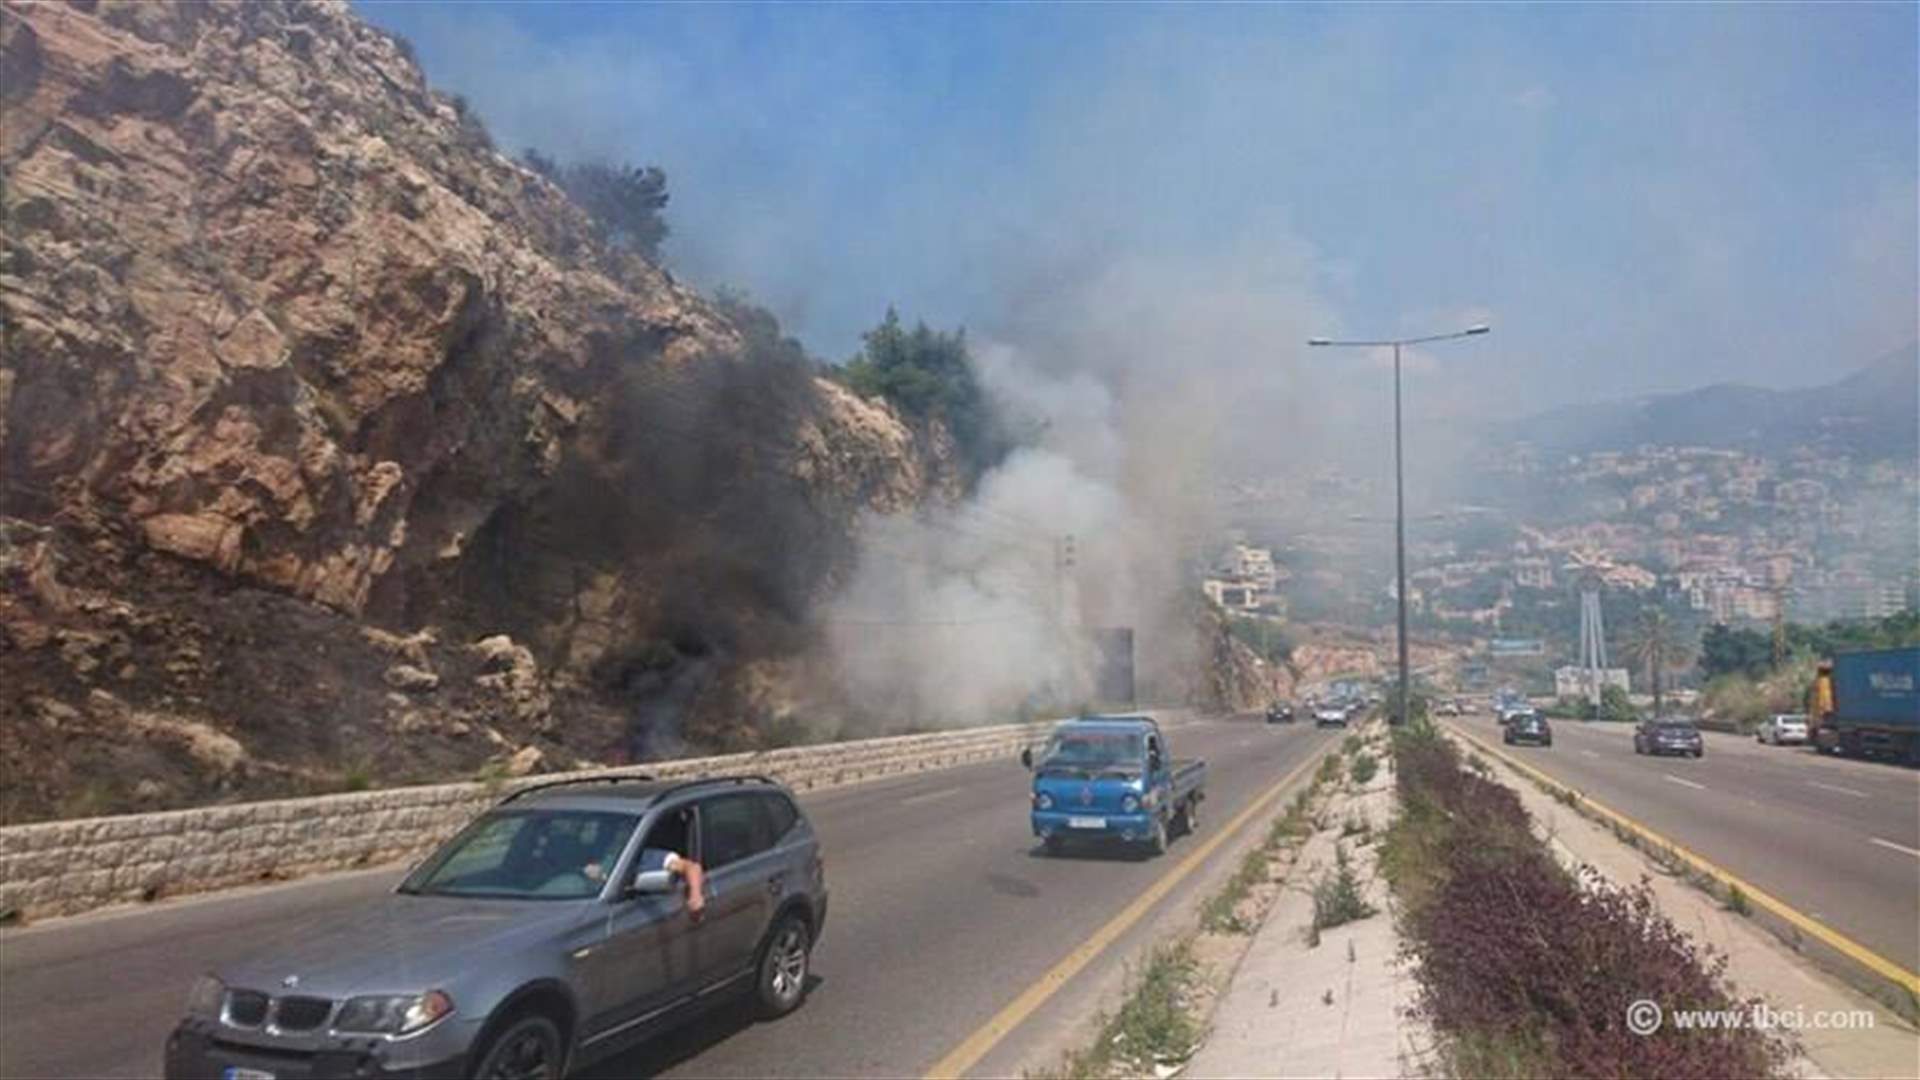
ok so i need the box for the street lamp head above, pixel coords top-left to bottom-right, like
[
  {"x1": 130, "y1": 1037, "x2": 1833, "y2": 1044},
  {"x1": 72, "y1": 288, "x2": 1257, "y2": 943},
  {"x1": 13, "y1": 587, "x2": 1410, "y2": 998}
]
[{"x1": 1464, "y1": 324, "x2": 1491, "y2": 335}]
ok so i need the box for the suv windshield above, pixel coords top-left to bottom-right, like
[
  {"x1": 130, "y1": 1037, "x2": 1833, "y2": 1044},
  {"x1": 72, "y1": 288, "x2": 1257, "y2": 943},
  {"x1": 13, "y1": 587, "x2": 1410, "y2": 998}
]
[
  {"x1": 1041, "y1": 731, "x2": 1144, "y2": 774},
  {"x1": 400, "y1": 809, "x2": 640, "y2": 900}
]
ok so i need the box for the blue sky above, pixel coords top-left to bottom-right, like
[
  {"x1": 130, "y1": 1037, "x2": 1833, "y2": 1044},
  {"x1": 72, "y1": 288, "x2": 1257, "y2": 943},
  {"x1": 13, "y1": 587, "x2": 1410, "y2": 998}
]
[{"x1": 360, "y1": 2, "x2": 1916, "y2": 415}]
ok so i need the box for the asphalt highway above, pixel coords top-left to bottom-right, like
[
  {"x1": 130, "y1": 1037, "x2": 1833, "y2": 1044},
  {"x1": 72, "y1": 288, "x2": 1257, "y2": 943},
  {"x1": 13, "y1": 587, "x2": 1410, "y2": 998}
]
[
  {"x1": 0, "y1": 715, "x2": 1342, "y2": 1079},
  {"x1": 1448, "y1": 715, "x2": 1920, "y2": 974}
]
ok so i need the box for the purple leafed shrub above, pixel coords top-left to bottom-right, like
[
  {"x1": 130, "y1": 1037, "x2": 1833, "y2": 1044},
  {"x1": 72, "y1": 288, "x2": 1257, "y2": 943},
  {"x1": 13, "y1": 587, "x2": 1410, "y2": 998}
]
[{"x1": 1388, "y1": 724, "x2": 1794, "y2": 1079}]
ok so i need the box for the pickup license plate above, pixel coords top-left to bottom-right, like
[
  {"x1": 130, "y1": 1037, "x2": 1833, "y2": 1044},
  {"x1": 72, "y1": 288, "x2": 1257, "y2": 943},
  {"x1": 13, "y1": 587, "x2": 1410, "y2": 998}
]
[
  {"x1": 1068, "y1": 816, "x2": 1106, "y2": 829},
  {"x1": 224, "y1": 1068, "x2": 275, "y2": 1080}
]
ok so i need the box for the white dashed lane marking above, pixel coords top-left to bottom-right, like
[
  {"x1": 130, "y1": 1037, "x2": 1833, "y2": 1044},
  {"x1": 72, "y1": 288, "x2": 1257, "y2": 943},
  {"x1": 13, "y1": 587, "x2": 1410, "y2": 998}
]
[
  {"x1": 1807, "y1": 781, "x2": 1869, "y2": 798},
  {"x1": 1868, "y1": 837, "x2": 1920, "y2": 860}
]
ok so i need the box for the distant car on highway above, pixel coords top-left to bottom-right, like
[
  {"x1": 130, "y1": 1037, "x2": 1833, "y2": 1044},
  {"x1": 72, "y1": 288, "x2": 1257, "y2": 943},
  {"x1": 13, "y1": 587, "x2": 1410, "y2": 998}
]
[
  {"x1": 165, "y1": 775, "x2": 826, "y2": 1080},
  {"x1": 1634, "y1": 718, "x2": 1705, "y2": 758},
  {"x1": 1491, "y1": 691, "x2": 1527, "y2": 722},
  {"x1": 1433, "y1": 699, "x2": 1462, "y2": 717},
  {"x1": 1497, "y1": 705, "x2": 1534, "y2": 727},
  {"x1": 1756, "y1": 713, "x2": 1809, "y2": 746},
  {"x1": 1024, "y1": 715, "x2": 1206, "y2": 856},
  {"x1": 1314, "y1": 703, "x2": 1349, "y2": 728},
  {"x1": 1502, "y1": 711, "x2": 1552, "y2": 747},
  {"x1": 1265, "y1": 701, "x2": 1294, "y2": 723}
]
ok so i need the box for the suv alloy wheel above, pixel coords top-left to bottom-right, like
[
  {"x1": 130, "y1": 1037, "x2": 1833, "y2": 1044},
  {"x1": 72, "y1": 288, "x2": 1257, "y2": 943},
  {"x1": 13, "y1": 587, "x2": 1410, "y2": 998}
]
[{"x1": 756, "y1": 913, "x2": 812, "y2": 1018}]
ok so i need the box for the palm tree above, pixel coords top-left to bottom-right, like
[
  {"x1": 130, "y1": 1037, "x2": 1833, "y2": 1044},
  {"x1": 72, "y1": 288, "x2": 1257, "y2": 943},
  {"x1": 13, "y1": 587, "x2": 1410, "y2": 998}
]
[{"x1": 1625, "y1": 607, "x2": 1689, "y2": 717}]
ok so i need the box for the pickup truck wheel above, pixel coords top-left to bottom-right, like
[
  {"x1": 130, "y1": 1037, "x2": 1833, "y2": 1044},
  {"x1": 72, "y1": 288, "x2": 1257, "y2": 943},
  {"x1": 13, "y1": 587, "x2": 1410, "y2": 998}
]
[
  {"x1": 471, "y1": 1013, "x2": 563, "y2": 1080},
  {"x1": 1043, "y1": 835, "x2": 1065, "y2": 856},
  {"x1": 754, "y1": 913, "x2": 812, "y2": 1019}
]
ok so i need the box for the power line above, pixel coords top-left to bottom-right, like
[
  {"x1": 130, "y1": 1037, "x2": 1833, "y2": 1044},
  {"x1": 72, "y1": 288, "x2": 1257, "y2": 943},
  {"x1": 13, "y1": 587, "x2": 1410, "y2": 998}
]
[{"x1": 819, "y1": 614, "x2": 1046, "y2": 627}]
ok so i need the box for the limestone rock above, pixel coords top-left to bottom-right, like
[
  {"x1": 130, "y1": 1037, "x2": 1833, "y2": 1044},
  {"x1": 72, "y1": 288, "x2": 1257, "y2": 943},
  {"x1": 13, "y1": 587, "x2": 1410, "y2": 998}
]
[
  {"x1": 0, "y1": 0, "x2": 959, "y2": 825},
  {"x1": 504, "y1": 745, "x2": 546, "y2": 777},
  {"x1": 383, "y1": 664, "x2": 440, "y2": 693}
]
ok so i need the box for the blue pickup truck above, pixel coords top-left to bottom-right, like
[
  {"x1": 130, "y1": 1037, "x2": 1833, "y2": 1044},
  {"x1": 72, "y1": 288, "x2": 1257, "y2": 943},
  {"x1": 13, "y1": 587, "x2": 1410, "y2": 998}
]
[{"x1": 1021, "y1": 715, "x2": 1207, "y2": 856}]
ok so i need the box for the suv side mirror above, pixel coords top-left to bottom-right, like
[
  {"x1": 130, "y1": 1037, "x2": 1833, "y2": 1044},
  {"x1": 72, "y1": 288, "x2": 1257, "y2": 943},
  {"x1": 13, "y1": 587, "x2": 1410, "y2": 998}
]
[
  {"x1": 1020, "y1": 747, "x2": 1033, "y2": 769},
  {"x1": 627, "y1": 869, "x2": 674, "y2": 897}
]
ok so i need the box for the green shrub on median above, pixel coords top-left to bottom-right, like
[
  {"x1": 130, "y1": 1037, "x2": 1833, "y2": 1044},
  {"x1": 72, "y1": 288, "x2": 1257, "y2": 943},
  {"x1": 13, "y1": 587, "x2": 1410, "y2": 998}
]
[
  {"x1": 1202, "y1": 846, "x2": 1271, "y2": 935},
  {"x1": 1310, "y1": 843, "x2": 1376, "y2": 935},
  {"x1": 1047, "y1": 939, "x2": 1203, "y2": 1079}
]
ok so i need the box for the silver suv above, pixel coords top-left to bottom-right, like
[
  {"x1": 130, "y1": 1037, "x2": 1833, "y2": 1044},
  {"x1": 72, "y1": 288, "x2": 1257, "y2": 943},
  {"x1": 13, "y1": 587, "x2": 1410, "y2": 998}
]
[{"x1": 164, "y1": 775, "x2": 827, "y2": 1079}]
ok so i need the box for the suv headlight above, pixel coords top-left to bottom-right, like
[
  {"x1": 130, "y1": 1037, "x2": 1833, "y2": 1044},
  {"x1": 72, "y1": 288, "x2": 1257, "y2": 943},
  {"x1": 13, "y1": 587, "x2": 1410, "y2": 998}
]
[
  {"x1": 186, "y1": 975, "x2": 225, "y2": 1018},
  {"x1": 1034, "y1": 792, "x2": 1054, "y2": 810},
  {"x1": 333, "y1": 990, "x2": 454, "y2": 1035}
]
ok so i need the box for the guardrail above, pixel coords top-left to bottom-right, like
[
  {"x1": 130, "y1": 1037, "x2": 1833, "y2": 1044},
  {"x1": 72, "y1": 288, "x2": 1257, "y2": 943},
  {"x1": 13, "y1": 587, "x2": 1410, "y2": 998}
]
[{"x1": 0, "y1": 718, "x2": 1074, "y2": 922}]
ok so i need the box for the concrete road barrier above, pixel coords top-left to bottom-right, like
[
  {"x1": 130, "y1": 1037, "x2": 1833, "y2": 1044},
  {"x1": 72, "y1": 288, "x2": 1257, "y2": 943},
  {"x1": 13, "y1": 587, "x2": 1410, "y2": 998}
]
[{"x1": 0, "y1": 718, "x2": 1073, "y2": 922}]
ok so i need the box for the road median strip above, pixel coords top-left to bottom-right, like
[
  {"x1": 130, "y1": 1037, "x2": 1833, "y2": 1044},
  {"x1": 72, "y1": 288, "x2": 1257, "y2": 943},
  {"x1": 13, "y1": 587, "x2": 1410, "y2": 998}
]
[
  {"x1": 1447, "y1": 721, "x2": 1920, "y2": 1002},
  {"x1": 1392, "y1": 721, "x2": 1799, "y2": 1079}
]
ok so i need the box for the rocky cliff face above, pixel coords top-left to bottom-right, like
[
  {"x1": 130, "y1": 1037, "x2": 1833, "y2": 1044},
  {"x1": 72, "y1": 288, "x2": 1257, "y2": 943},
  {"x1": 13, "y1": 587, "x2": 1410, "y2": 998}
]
[
  {"x1": 1180, "y1": 601, "x2": 1281, "y2": 714},
  {"x1": 0, "y1": 0, "x2": 957, "y2": 821}
]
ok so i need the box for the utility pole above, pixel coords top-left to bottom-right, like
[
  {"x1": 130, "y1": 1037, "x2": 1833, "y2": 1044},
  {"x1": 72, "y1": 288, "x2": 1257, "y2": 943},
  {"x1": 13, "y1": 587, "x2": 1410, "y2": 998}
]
[
  {"x1": 1053, "y1": 534, "x2": 1077, "y2": 628},
  {"x1": 1771, "y1": 581, "x2": 1788, "y2": 667}
]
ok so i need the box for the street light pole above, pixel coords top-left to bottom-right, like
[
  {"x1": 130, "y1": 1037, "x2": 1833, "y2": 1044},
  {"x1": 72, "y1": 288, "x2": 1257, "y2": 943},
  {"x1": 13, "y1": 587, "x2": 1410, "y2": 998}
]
[
  {"x1": 1308, "y1": 324, "x2": 1489, "y2": 726},
  {"x1": 1393, "y1": 341, "x2": 1409, "y2": 729}
]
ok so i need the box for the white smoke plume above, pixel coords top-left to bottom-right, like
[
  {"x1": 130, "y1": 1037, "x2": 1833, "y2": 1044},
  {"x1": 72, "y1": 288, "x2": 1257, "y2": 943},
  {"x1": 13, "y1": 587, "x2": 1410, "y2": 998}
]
[
  {"x1": 821, "y1": 246, "x2": 1339, "y2": 726},
  {"x1": 822, "y1": 360, "x2": 1133, "y2": 724}
]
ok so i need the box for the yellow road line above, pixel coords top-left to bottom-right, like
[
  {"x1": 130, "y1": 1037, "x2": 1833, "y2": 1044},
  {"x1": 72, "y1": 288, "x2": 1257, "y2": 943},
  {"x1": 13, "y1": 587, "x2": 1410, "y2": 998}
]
[
  {"x1": 1448, "y1": 722, "x2": 1920, "y2": 999},
  {"x1": 922, "y1": 737, "x2": 1338, "y2": 1079}
]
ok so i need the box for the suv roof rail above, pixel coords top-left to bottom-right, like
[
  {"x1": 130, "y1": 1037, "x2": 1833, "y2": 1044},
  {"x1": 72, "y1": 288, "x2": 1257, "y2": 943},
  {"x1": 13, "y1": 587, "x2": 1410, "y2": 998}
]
[
  {"x1": 498, "y1": 773, "x2": 658, "y2": 805},
  {"x1": 645, "y1": 774, "x2": 782, "y2": 805}
]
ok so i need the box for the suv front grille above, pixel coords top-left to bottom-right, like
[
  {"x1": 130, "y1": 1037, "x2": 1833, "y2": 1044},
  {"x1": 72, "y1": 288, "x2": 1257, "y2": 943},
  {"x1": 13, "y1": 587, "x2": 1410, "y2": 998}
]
[
  {"x1": 225, "y1": 990, "x2": 269, "y2": 1027},
  {"x1": 272, "y1": 996, "x2": 334, "y2": 1031}
]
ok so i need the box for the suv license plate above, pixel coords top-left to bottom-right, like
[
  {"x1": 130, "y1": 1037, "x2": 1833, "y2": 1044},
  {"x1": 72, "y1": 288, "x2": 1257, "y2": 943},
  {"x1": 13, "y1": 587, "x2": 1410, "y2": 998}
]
[
  {"x1": 224, "y1": 1069, "x2": 275, "y2": 1080},
  {"x1": 1068, "y1": 816, "x2": 1105, "y2": 829}
]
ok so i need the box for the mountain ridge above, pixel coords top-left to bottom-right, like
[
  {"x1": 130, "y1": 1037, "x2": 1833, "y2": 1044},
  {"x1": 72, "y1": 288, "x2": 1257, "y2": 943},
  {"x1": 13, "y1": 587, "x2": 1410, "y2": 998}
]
[{"x1": 1504, "y1": 343, "x2": 1917, "y2": 459}]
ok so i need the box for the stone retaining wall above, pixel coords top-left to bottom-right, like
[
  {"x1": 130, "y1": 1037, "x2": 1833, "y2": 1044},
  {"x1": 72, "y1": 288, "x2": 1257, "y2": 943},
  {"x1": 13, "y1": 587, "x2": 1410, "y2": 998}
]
[{"x1": 0, "y1": 720, "x2": 1064, "y2": 922}]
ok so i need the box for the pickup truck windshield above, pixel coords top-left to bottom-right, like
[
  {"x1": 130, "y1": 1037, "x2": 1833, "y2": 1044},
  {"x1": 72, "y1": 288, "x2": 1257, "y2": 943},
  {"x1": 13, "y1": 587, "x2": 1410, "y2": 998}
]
[
  {"x1": 400, "y1": 809, "x2": 639, "y2": 900},
  {"x1": 1040, "y1": 731, "x2": 1145, "y2": 774}
]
